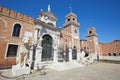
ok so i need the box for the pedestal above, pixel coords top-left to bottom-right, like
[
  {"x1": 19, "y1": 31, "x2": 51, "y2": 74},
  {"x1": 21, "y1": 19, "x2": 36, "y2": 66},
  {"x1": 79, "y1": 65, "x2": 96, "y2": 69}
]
[
  {"x1": 53, "y1": 47, "x2": 58, "y2": 62},
  {"x1": 69, "y1": 48, "x2": 72, "y2": 62},
  {"x1": 12, "y1": 66, "x2": 30, "y2": 76},
  {"x1": 34, "y1": 46, "x2": 42, "y2": 70},
  {"x1": 27, "y1": 46, "x2": 34, "y2": 68},
  {"x1": 91, "y1": 53, "x2": 97, "y2": 60}
]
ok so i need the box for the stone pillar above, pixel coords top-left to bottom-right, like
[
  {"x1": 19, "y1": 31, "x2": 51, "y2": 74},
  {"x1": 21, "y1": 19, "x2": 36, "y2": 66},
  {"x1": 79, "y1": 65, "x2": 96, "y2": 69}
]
[
  {"x1": 63, "y1": 52, "x2": 66, "y2": 62},
  {"x1": 34, "y1": 46, "x2": 42, "y2": 70},
  {"x1": 28, "y1": 46, "x2": 34, "y2": 67},
  {"x1": 34, "y1": 28, "x2": 38, "y2": 44},
  {"x1": 69, "y1": 48, "x2": 72, "y2": 62},
  {"x1": 77, "y1": 50, "x2": 80, "y2": 61},
  {"x1": 53, "y1": 47, "x2": 58, "y2": 62}
]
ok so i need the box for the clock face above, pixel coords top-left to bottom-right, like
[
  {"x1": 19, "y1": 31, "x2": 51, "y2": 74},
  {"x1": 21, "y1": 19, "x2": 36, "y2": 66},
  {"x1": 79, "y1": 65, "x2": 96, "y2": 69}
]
[
  {"x1": 74, "y1": 28, "x2": 79, "y2": 39},
  {"x1": 74, "y1": 27, "x2": 78, "y2": 34},
  {"x1": 74, "y1": 29, "x2": 77, "y2": 33}
]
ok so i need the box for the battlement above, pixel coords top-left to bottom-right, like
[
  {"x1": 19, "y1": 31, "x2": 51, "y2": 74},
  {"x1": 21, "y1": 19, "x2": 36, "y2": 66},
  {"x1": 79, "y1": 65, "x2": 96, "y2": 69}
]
[{"x1": 0, "y1": 6, "x2": 34, "y2": 23}]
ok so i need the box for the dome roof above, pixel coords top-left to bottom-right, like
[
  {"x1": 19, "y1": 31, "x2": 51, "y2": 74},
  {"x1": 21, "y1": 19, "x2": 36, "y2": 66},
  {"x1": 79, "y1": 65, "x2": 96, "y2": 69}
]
[{"x1": 40, "y1": 11, "x2": 57, "y2": 20}]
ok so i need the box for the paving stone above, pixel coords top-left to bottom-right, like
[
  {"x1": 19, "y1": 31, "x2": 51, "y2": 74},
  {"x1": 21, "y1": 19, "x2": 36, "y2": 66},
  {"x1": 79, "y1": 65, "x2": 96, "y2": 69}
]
[{"x1": 0, "y1": 62, "x2": 120, "y2": 80}]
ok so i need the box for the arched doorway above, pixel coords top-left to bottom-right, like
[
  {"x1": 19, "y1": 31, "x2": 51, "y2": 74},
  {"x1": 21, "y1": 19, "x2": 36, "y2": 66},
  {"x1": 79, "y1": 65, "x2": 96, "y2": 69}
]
[{"x1": 41, "y1": 34, "x2": 53, "y2": 61}]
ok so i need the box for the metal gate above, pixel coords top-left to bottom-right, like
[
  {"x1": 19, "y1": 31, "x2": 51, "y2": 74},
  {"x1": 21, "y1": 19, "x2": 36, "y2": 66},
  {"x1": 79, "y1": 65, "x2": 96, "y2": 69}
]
[
  {"x1": 41, "y1": 35, "x2": 53, "y2": 61},
  {"x1": 72, "y1": 47, "x2": 77, "y2": 60}
]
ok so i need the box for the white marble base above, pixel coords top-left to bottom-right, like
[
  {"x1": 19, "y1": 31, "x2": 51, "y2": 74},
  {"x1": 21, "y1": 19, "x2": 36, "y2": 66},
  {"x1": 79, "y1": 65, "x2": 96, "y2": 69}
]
[
  {"x1": 90, "y1": 53, "x2": 97, "y2": 60},
  {"x1": 12, "y1": 65, "x2": 30, "y2": 76}
]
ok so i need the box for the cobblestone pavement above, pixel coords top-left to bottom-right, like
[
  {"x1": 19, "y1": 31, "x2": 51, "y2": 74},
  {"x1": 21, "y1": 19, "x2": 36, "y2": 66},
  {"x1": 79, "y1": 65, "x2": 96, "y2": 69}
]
[{"x1": 0, "y1": 62, "x2": 120, "y2": 80}]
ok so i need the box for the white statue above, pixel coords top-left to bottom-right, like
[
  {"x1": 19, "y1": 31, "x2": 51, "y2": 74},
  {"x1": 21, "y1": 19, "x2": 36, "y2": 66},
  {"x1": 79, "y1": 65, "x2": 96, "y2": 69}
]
[
  {"x1": 16, "y1": 37, "x2": 30, "y2": 68},
  {"x1": 80, "y1": 50, "x2": 93, "y2": 65},
  {"x1": 48, "y1": 4, "x2": 51, "y2": 12},
  {"x1": 80, "y1": 51, "x2": 85, "y2": 60}
]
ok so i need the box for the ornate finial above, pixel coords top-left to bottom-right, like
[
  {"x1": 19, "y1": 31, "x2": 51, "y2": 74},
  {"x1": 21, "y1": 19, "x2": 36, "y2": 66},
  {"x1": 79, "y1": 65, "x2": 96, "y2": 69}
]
[
  {"x1": 48, "y1": 4, "x2": 51, "y2": 12},
  {"x1": 69, "y1": 5, "x2": 72, "y2": 12}
]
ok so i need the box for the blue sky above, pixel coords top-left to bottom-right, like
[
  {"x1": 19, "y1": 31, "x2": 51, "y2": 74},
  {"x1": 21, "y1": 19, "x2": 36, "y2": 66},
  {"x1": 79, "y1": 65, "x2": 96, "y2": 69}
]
[{"x1": 0, "y1": 0, "x2": 120, "y2": 43}]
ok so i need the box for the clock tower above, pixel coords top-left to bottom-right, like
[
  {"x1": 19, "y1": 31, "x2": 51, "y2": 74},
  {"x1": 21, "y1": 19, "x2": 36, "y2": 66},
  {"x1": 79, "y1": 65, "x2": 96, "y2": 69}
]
[
  {"x1": 63, "y1": 12, "x2": 80, "y2": 49},
  {"x1": 61, "y1": 11, "x2": 80, "y2": 61}
]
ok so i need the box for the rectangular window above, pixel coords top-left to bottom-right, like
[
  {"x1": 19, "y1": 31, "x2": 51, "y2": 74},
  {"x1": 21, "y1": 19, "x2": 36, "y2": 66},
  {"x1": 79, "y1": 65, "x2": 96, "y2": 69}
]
[{"x1": 6, "y1": 44, "x2": 18, "y2": 57}]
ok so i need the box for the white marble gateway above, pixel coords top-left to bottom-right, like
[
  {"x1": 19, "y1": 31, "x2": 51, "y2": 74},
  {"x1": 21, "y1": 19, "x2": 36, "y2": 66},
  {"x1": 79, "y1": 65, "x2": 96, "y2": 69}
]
[
  {"x1": 32, "y1": 5, "x2": 62, "y2": 70},
  {"x1": 27, "y1": 5, "x2": 82, "y2": 70}
]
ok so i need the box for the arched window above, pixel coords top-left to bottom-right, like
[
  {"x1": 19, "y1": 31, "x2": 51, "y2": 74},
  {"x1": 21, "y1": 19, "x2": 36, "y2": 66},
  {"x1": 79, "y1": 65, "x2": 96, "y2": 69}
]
[
  {"x1": 73, "y1": 18, "x2": 75, "y2": 21},
  {"x1": 89, "y1": 31, "x2": 92, "y2": 34},
  {"x1": 67, "y1": 18, "x2": 70, "y2": 21},
  {"x1": 113, "y1": 53, "x2": 116, "y2": 56},
  {"x1": 12, "y1": 23, "x2": 21, "y2": 37},
  {"x1": 108, "y1": 53, "x2": 111, "y2": 56}
]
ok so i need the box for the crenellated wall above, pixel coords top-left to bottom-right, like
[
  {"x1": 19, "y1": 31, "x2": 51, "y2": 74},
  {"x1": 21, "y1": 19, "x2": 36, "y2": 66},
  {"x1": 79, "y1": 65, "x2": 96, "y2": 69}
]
[{"x1": 0, "y1": 6, "x2": 33, "y2": 23}]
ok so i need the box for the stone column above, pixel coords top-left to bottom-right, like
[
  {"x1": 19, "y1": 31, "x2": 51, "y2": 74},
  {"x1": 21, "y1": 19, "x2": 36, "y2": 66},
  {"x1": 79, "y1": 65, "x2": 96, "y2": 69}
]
[
  {"x1": 63, "y1": 52, "x2": 66, "y2": 62},
  {"x1": 53, "y1": 47, "x2": 58, "y2": 62},
  {"x1": 34, "y1": 28, "x2": 38, "y2": 44},
  {"x1": 69, "y1": 48, "x2": 72, "y2": 62},
  {"x1": 77, "y1": 50, "x2": 80, "y2": 61},
  {"x1": 34, "y1": 46, "x2": 42, "y2": 70},
  {"x1": 28, "y1": 46, "x2": 34, "y2": 67}
]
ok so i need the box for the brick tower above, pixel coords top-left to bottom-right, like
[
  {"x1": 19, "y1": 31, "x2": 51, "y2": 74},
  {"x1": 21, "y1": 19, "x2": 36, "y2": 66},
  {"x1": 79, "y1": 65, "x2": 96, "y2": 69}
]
[
  {"x1": 87, "y1": 27, "x2": 98, "y2": 54},
  {"x1": 63, "y1": 12, "x2": 80, "y2": 49},
  {"x1": 61, "y1": 11, "x2": 80, "y2": 61}
]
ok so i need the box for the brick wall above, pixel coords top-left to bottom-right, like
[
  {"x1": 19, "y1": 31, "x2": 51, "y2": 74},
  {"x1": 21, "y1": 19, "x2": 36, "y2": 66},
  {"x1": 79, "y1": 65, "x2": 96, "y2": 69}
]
[
  {"x1": 0, "y1": 6, "x2": 35, "y2": 68},
  {"x1": 100, "y1": 40, "x2": 120, "y2": 56}
]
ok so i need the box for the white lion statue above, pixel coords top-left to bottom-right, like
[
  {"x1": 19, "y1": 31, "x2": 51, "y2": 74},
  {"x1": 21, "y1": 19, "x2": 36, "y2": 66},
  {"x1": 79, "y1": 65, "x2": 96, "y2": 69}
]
[
  {"x1": 80, "y1": 51, "x2": 93, "y2": 65},
  {"x1": 16, "y1": 37, "x2": 30, "y2": 68}
]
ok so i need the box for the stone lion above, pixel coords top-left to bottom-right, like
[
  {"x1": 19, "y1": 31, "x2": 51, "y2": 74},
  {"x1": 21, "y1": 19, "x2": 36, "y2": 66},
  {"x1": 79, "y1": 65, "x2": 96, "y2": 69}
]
[
  {"x1": 16, "y1": 37, "x2": 30, "y2": 68},
  {"x1": 80, "y1": 51, "x2": 93, "y2": 65}
]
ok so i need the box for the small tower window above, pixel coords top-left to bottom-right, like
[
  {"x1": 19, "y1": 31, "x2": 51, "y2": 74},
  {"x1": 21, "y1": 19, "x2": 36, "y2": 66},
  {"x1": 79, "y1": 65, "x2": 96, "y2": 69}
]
[
  {"x1": 73, "y1": 18, "x2": 75, "y2": 21},
  {"x1": 67, "y1": 18, "x2": 70, "y2": 21},
  {"x1": 12, "y1": 23, "x2": 21, "y2": 37},
  {"x1": 89, "y1": 31, "x2": 92, "y2": 34}
]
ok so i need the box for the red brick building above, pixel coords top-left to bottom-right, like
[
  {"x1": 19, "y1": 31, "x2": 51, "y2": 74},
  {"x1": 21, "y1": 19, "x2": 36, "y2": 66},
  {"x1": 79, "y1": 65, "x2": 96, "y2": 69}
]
[{"x1": 0, "y1": 6, "x2": 35, "y2": 68}]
